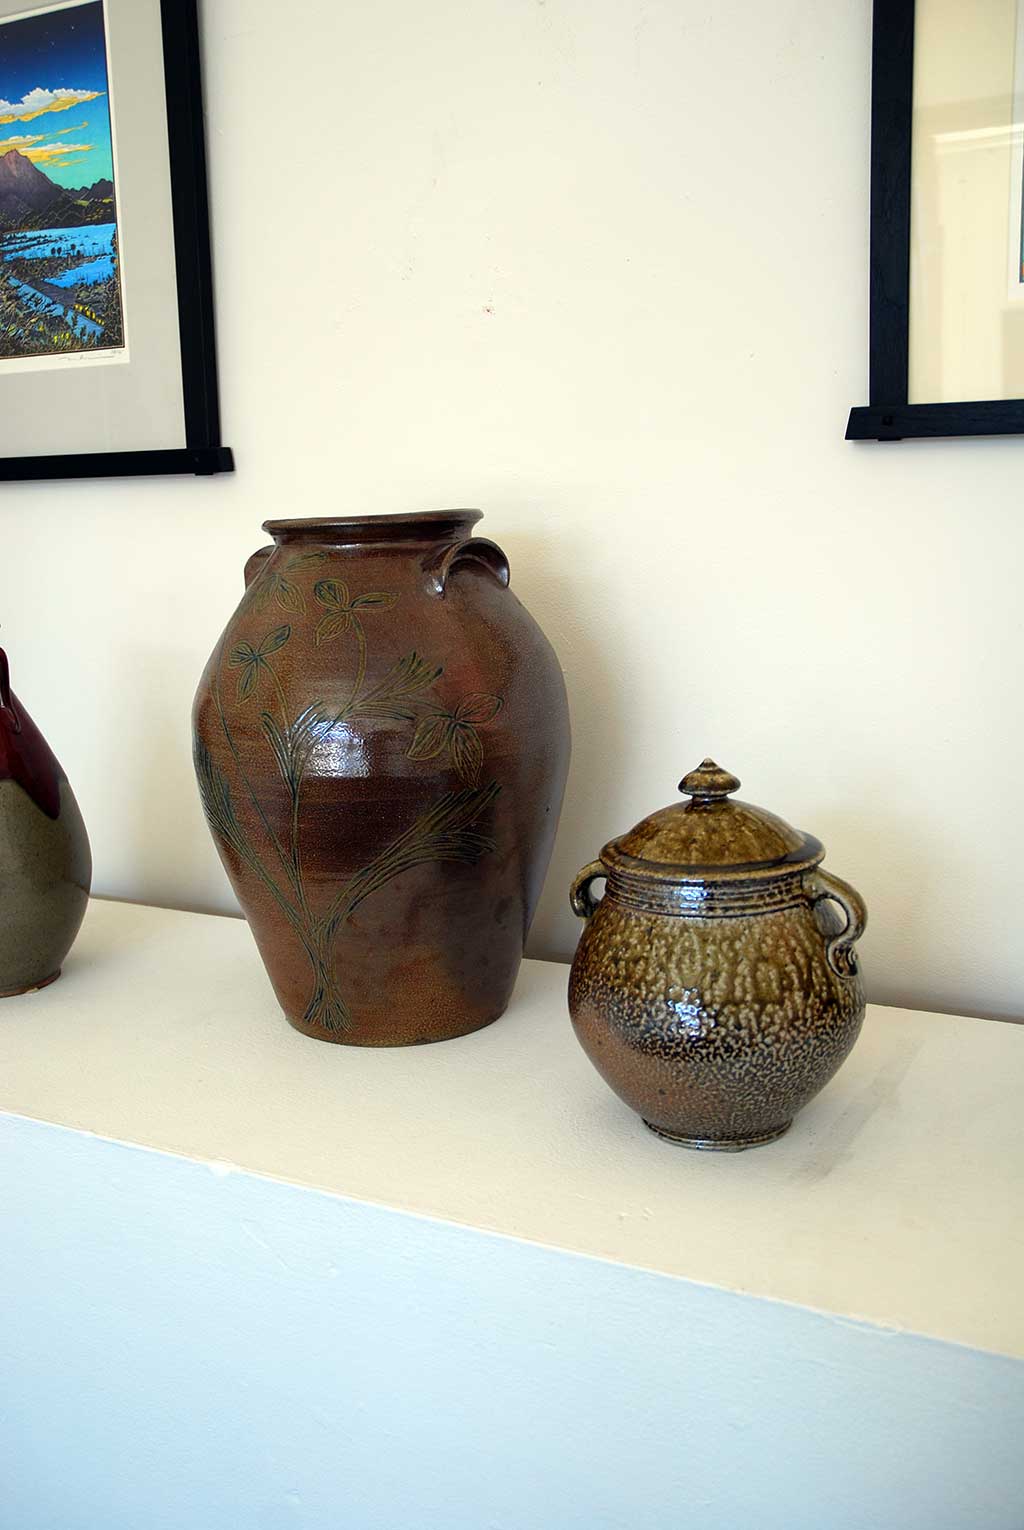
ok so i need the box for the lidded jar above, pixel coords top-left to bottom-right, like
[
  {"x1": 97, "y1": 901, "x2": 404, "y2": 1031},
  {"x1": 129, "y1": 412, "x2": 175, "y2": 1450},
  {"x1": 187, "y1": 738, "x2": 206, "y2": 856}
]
[{"x1": 568, "y1": 760, "x2": 867, "y2": 1149}]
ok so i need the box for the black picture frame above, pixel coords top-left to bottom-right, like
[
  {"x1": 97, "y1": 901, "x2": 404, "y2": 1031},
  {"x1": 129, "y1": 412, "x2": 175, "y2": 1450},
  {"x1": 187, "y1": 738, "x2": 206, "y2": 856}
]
[
  {"x1": 0, "y1": 0, "x2": 233, "y2": 481},
  {"x1": 847, "y1": 0, "x2": 1024, "y2": 442}
]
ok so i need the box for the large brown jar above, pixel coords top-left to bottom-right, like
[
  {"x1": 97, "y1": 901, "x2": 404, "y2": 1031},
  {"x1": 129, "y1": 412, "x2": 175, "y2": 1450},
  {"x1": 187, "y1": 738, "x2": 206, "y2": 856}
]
[
  {"x1": 568, "y1": 760, "x2": 867, "y2": 1148},
  {"x1": 193, "y1": 512, "x2": 570, "y2": 1045}
]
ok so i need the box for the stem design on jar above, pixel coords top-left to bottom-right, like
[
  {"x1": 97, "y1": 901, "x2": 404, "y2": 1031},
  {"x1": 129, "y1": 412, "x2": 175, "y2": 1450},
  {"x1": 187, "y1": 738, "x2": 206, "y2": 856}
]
[{"x1": 195, "y1": 559, "x2": 503, "y2": 1033}]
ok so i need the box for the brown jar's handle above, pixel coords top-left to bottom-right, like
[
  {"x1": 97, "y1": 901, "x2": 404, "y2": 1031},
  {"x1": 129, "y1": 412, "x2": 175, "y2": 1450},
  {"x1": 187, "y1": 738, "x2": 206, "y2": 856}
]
[
  {"x1": 812, "y1": 869, "x2": 867, "y2": 978},
  {"x1": 570, "y1": 861, "x2": 606, "y2": 920},
  {"x1": 426, "y1": 538, "x2": 511, "y2": 597},
  {"x1": 244, "y1": 546, "x2": 274, "y2": 588}
]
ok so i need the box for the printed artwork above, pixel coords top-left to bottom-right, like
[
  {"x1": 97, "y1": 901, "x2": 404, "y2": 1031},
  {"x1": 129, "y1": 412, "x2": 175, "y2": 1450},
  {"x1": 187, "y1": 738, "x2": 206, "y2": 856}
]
[{"x1": 0, "y1": 0, "x2": 123, "y2": 363}]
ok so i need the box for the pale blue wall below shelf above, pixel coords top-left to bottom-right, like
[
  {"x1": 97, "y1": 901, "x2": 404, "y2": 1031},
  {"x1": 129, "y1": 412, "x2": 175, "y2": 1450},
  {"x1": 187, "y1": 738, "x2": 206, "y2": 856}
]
[{"x1": 1, "y1": 1114, "x2": 1021, "y2": 1530}]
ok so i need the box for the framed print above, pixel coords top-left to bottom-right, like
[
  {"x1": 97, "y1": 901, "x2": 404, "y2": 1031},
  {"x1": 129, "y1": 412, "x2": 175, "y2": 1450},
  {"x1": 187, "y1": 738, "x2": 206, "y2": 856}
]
[
  {"x1": 0, "y1": 0, "x2": 232, "y2": 479},
  {"x1": 848, "y1": 0, "x2": 1024, "y2": 441}
]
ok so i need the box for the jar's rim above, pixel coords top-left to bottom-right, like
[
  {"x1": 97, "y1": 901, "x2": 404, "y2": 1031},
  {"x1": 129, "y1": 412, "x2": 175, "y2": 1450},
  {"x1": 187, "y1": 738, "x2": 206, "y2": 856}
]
[
  {"x1": 263, "y1": 511, "x2": 482, "y2": 545},
  {"x1": 600, "y1": 833, "x2": 825, "y2": 885}
]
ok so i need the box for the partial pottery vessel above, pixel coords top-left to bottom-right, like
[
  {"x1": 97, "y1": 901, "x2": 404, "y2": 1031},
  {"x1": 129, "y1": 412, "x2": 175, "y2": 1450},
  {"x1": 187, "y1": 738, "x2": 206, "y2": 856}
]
[
  {"x1": 0, "y1": 648, "x2": 91, "y2": 996},
  {"x1": 568, "y1": 760, "x2": 867, "y2": 1149},
  {"x1": 192, "y1": 512, "x2": 570, "y2": 1045}
]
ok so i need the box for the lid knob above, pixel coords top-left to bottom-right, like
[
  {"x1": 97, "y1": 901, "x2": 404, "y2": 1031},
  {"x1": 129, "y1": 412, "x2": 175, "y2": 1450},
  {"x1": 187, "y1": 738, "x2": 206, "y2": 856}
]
[{"x1": 679, "y1": 758, "x2": 741, "y2": 802}]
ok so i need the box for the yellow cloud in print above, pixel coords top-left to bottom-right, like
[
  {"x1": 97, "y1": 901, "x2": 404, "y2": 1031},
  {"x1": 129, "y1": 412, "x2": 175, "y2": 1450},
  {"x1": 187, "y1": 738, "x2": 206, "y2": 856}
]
[
  {"x1": 28, "y1": 142, "x2": 94, "y2": 167},
  {"x1": 0, "y1": 135, "x2": 93, "y2": 167},
  {"x1": 0, "y1": 133, "x2": 45, "y2": 152},
  {"x1": 0, "y1": 87, "x2": 101, "y2": 125}
]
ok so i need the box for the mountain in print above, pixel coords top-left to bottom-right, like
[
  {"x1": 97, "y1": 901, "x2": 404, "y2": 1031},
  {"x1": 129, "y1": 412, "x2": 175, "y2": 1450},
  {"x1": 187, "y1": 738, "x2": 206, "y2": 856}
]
[{"x1": 0, "y1": 149, "x2": 115, "y2": 231}]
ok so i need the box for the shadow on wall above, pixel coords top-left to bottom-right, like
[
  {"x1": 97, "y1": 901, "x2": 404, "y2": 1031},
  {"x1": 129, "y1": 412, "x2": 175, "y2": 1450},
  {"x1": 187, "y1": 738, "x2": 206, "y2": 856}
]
[
  {"x1": 506, "y1": 531, "x2": 632, "y2": 969},
  {"x1": 810, "y1": 802, "x2": 920, "y2": 1014},
  {"x1": 126, "y1": 642, "x2": 241, "y2": 919},
  {"x1": 812, "y1": 801, "x2": 1020, "y2": 1025}
]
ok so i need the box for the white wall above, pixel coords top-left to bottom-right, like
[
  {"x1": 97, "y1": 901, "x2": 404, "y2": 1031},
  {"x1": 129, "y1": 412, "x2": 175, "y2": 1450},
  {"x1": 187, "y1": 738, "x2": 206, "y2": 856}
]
[
  {"x1": 1, "y1": 0, "x2": 1021, "y2": 1019},
  {"x1": 5, "y1": 1115, "x2": 1023, "y2": 1530}
]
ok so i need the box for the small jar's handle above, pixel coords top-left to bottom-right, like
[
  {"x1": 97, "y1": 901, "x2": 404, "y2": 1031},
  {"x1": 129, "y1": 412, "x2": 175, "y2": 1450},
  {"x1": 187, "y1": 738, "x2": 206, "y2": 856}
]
[
  {"x1": 0, "y1": 648, "x2": 20, "y2": 733},
  {"x1": 812, "y1": 869, "x2": 867, "y2": 978},
  {"x1": 244, "y1": 546, "x2": 274, "y2": 588},
  {"x1": 426, "y1": 538, "x2": 510, "y2": 597},
  {"x1": 570, "y1": 861, "x2": 606, "y2": 920}
]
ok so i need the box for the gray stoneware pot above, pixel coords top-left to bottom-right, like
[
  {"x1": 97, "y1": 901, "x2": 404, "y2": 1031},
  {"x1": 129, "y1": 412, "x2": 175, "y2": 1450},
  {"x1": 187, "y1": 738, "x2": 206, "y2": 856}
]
[
  {"x1": 568, "y1": 759, "x2": 867, "y2": 1150},
  {"x1": 0, "y1": 648, "x2": 91, "y2": 995}
]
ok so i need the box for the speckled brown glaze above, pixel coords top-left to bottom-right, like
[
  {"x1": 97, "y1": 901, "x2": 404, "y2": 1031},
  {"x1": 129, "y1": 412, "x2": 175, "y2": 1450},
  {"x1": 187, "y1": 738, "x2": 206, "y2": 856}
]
[
  {"x1": 568, "y1": 760, "x2": 866, "y2": 1149},
  {"x1": 0, "y1": 648, "x2": 92, "y2": 996},
  {"x1": 193, "y1": 512, "x2": 570, "y2": 1046}
]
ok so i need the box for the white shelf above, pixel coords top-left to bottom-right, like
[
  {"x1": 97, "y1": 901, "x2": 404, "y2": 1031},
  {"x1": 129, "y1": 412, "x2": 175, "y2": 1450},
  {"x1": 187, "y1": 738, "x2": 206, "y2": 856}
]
[
  {"x1": 1, "y1": 897, "x2": 1021, "y2": 1360},
  {"x1": 3, "y1": 898, "x2": 1023, "y2": 1529}
]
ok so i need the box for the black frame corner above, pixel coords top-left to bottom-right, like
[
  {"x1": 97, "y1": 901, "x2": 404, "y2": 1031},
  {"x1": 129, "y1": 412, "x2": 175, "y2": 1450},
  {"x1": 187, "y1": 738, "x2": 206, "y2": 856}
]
[{"x1": 847, "y1": 0, "x2": 1024, "y2": 442}]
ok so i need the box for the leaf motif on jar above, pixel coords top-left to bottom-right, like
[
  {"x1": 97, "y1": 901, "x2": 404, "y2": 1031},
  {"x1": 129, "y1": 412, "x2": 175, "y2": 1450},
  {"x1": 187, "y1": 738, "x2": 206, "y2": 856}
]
[
  {"x1": 407, "y1": 693, "x2": 503, "y2": 786},
  {"x1": 348, "y1": 651, "x2": 444, "y2": 723},
  {"x1": 228, "y1": 624, "x2": 291, "y2": 701},
  {"x1": 245, "y1": 569, "x2": 307, "y2": 616},
  {"x1": 313, "y1": 579, "x2": 397, "y2": 646}
]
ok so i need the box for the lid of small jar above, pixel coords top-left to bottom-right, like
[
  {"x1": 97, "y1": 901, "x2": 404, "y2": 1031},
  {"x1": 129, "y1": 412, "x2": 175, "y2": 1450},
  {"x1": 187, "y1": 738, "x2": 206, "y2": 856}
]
[{"x1": 602, "y1": 759, "x2": 823, "y2": 883}]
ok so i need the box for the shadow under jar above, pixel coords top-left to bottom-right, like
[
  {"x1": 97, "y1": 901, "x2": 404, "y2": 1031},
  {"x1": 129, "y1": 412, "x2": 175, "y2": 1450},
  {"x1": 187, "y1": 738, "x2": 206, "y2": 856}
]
[
  {"x1": 568, "y1": 760, "x2": 867, "y2": 1149},
  {"x1": 193, "y1": 512, "x2": 570, "y2": 1046}
]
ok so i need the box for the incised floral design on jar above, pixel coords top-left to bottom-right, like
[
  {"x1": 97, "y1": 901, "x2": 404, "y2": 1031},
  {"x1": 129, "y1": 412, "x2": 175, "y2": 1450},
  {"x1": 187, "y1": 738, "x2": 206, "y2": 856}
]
[{"x1": 194, "y1": 549, "x2": 503, "y2": 1037}]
